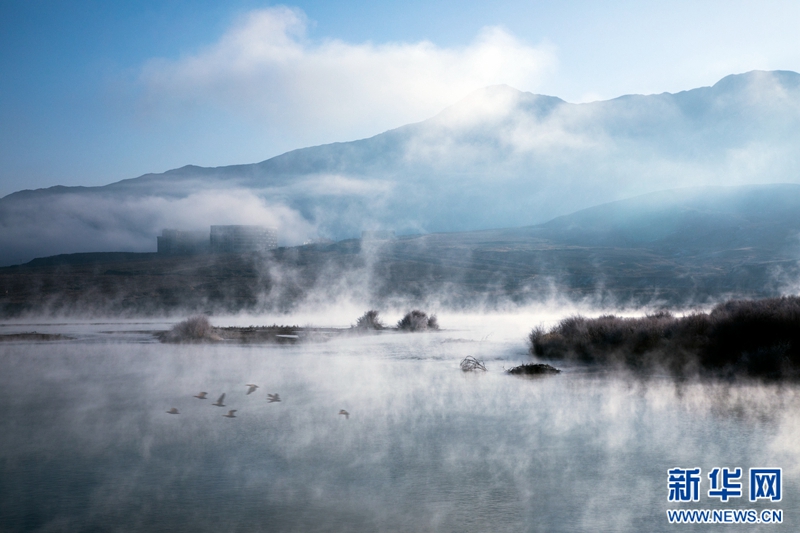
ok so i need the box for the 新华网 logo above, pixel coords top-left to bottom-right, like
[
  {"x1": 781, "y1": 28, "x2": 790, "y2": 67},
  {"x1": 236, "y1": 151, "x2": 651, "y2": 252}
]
[
  {"x1": 749, "y1": 469, "x2": 782, "y2": 502},
  {"x1": 667, "y1": 467, "x2": 781, "y2": 503}
]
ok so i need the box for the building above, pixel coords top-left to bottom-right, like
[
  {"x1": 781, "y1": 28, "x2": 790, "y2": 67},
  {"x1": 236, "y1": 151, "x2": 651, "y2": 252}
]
[
  {"x1": 210, "y1": 225, "x2": 278, "y2": 253},
  {"x1": 157, "y1": 225, "x2": 279, "y2": 255},
  {"x1": 156, "y1": 229, "x2": 210, "y2": 255}
]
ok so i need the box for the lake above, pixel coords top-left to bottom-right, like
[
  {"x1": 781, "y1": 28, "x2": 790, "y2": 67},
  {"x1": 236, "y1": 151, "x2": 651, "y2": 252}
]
[{"x1": 0, "y1": 313, "x2": 797, "y2": 532}]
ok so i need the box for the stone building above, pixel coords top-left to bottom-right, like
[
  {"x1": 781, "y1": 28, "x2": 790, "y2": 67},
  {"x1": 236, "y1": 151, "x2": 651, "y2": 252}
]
[
  {"x1": 210, "y1": 225, "x2": 278, "y2": 253},
  {"x1": 156, "y1": 229, "x2": 210, "y2": 255}
]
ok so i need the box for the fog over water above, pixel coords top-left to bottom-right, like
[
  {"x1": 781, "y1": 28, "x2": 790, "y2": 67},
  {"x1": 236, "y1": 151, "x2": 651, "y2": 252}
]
[{"x1": 0, "y1": 313, "x2": 798, "y2": 532}]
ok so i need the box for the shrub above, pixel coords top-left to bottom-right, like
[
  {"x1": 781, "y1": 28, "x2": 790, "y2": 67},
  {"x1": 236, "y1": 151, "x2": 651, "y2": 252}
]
[
  {"x1": 460, "y1": 356, "x2": 487, "y2": 372},
  {"x1": 354, "y1": 310, "x2": 385, "y2": 330},
  {"x1": 528, "y1": 296, "x2": 800, "y2": 379},
  {"x1": 397, "y1": 310, "x2": 439, "y2": 332},
  {"x1": 164, "y1": 315, "x2": 220, "y2": 342}
]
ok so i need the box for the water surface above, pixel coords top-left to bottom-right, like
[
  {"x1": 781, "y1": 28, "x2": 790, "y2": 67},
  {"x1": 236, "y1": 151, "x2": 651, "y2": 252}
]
[{"x1": 0, "y1": 317, "x2": 797, "y2": 532}]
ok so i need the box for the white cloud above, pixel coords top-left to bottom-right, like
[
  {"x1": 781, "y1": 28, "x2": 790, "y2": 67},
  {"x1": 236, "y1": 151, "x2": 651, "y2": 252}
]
[
  {"x1": 139, "y1": 6, "x2": 556, "y2": 143},
  {"x1": 279, "y1": 174, "x2": 395, "y2": 197},
  {"x1": 0, "y1": 189, "x2": 316, "y2": 265},
  {"x1": 139, "y1": 189, "x2": 315, "y2": 243}
]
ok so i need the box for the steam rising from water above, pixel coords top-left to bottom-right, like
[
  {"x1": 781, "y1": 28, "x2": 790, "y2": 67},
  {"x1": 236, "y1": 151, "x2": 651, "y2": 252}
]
[{"x1": 0, "y1": 316, "x2": 798, "y2": 531}]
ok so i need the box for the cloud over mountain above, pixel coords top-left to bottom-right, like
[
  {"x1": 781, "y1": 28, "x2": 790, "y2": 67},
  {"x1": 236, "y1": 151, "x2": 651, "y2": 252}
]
[
  {"x1": 3, "y1": 70, "x2": 800, "y2": 266},
  {"x1": 139, "y1": 6, "x2": 556, "y2": 145}
]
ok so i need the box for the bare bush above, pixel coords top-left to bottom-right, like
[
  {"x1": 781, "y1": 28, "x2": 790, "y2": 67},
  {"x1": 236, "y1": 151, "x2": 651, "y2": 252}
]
[
  {"x1": 354, "y1": 310, "x2": 385, "y2": 330},
  {"x1": 397, "y1": 310, "x2": 440, "y2": 332},
  {"x1": 164, "y1": 315, "x2": 220, "y2": 342},
  {"x1": 460, "y1": 356, "x2": 487, "y2": 372},
  {"x1": 529, "y1": 296, "x2": 800, "y2": 379}
]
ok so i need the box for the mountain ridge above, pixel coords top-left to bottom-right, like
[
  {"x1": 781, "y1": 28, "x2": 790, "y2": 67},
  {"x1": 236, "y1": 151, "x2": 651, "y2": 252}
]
[
  {"x1": 7, "y1": 70, "x2": 799, "y2": 200},
  {"x1": 3, "y1": 70, "x2": 800, "y2": 265}
]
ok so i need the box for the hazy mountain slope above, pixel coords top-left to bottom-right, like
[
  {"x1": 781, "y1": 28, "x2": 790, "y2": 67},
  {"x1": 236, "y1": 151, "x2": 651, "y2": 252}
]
[
  {"x1": 3, "y1": 183, "x2": 800, "y2": 315},
  {"x1": 517, "y1": 184, "x2": 800, "y2": 253},
  {"x1": 3, "y1": 70, "x2": 800, "y2": 266}
]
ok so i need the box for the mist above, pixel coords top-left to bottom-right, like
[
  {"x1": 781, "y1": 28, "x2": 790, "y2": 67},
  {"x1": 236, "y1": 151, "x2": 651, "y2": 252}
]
[
  {"x1": 4, "y1": 70, "x2": 800, "y2": 265},
  {"x1": 138, "y1": 7, "x2": 556, "y2": 152},
  {"x1": 1, "y1": 315, "x2": 798, "y2": 531},
  {"x1": 4, "y1": 5, "x2": 800, "y2": 531},
  {"x1": 0, "y1": 188, "x2": 316, "y2": 267}
]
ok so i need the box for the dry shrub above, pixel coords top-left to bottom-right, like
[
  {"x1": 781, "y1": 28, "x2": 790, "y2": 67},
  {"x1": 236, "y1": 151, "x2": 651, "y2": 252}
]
[
  {"x1": 460, "y1": 356, "x2": 487, "y2": 372},
  {"x1": 354, "y1": 310, "x2": 385, "y2": 330},
  {"x1": 165, "y1": 315, "x2": 220, "y2": 342},
  {"x1": 397, "y1": 310, "x2": 439, "y2": 332},
  {"x1": 529, "y1": 297, "x2": 800, "y2": 379}
]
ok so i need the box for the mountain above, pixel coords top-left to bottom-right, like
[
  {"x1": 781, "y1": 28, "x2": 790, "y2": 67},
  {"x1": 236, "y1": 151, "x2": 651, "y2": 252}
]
[
  {"x1": 3, "y1": 70, "x2": 800, "y2": 266},
  {"x1": 3, "y1": 183, "x2": 800, "y2": 316},
  {"x1": 515, "y1": 183, "x2": 800, "y2": 252}
]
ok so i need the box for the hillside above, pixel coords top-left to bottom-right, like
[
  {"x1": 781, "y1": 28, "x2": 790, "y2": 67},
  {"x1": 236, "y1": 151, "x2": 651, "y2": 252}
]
[
  {"x1": 3, "y1": 71, "x2": 800, "y2": 266},
  {"x1": 2, "y1": 184, "x2": 799, "y2": 316}
]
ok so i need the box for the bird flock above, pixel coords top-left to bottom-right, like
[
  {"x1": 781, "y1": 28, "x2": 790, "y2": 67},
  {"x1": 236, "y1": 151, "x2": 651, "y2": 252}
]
[{"x1": 167, "y1": 384, "x2": 348, "y2": 420}]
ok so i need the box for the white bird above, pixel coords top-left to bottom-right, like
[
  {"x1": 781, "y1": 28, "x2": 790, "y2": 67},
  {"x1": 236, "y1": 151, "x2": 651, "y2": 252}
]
[
  {"x1": 339, "y1": 409, "x2": 349, "y2": 419},
  {"x1": 167, "y1": 407, "x2": 180, "y2": 415},
  {"x1": 194, "y1": 392, "x2": 208, "y2": 399},
  {"x1": 223, "y1": 410, "x2": 237, "y2": 418},
  {"x1": 212, "y1": 393, "x2": 226, "y2": 407},
  {"x1": 267, "y1": 393, "x2": 281, "y2": 403},
  {"x1": 246, "y1": 384, "x2": 259, "y2": 395}
]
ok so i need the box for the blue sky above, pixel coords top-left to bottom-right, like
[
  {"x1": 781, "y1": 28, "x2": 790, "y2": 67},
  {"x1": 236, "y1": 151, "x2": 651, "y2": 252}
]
[{"x1": 2, "y1": 0, "x2": 800, "y2": 196}]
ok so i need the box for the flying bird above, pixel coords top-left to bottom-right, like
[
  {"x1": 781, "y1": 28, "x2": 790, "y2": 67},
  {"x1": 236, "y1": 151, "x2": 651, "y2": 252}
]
[
  {"x1": 246, "y1": 384, "x2": 259, "y2": 395},
  {"x1": 194, "y1": 392, "x2": 208, "y2": 399},
  {"x1": 212, "y1": 393, "x2": 226, "y2": 407},
  {"x1": 223, "y1": 410, "x2": 237, "y2": 418},
  {"x1": 339, "y1": 409, "x2": 349, "y2": 420},
  {"x1": 267, "y1": 393, "x2": 281, "y2": 403},
  {"x1": 167, "y1": 407, "x2": 180, "y2": 415}
]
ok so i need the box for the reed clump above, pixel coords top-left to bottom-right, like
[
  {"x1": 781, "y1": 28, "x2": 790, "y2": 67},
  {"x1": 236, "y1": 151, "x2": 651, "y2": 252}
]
[
  {"x1": 163, "y1": 315, "x2": 221, "y2": 342},
  {"x1": 397, "y1": 310, "x2": 439, "y2": 332},
  {"x1": 529, "y1": 297, "x2": 800, "y2": 379},
  {"x1": 354, "y1": 310, "x2": 385, "y2": 330},
  {"x1": 460, "y1": 356, "x2": 487, "y2": 372}
]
